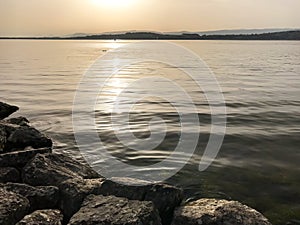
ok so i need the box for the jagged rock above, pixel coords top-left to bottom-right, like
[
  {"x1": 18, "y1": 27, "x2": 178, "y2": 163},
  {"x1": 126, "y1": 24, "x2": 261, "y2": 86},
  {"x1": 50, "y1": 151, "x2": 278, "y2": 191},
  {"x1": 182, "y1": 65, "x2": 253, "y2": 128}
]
[
  {"x1": 68, "y1": 194, "x2": 162, "y2": 225},
  {"x1": 0, "y1": 102, "x2": 19, "y2": 120},
  {"x1": 0, "y1": 126, "x2": 6, "y2": 152},
  {"x1": 22, "y1": 153, "x2": 100, "y2": 186},
  {"x1": 0, "y1": 188, "x2": 30, "y2": 225},
  {"x1": 0, "y1": 147, "x2": 52, "y2": 168},
  {"x1": 0, "y1": 183, "x2": 59, "y2": 211},
  {"x1": 171, "y1": 198, "x2": 272, "y2": 225},
  {"x1": 99, "y1": 178, "x2": 151, "y2": 200},
  {"x1": 0, "y1": 167, "x2": 21, "y2": 183},
  {"x1": 16, "y1": 209, "x2": 63, "y2": 225},
  {"x1": 5, "y1": 117, "x2": 29, "y2": 126},
  {"x1": 59, "y1": 178, "x2": 105, "y2": 220},
  {"x1": 6, "y1": 126, "x2": 52, "y2": 151},
  {"x1": 59, "y1": 177, "x2": 182, "y2": 224},
  {"x1": 0, "y1": 120, "x2": 52, "y2": 152},
  {"x1": 144, "y1": 183, "x2": 183, "y2": 225}
]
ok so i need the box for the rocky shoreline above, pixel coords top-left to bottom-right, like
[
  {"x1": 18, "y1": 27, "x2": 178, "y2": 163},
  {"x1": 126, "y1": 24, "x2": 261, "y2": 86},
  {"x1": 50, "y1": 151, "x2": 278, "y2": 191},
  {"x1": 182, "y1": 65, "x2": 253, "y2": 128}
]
[{"x1": 0, "y1": 101, "x2": 272, "y2": 225}]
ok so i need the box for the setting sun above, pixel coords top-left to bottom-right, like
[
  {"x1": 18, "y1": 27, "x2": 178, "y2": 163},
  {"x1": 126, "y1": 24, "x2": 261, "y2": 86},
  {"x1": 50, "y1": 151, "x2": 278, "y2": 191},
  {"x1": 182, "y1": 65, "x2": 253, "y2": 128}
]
[{"x1": 91, "y1": 0, "x2": 136, "y2": 8}]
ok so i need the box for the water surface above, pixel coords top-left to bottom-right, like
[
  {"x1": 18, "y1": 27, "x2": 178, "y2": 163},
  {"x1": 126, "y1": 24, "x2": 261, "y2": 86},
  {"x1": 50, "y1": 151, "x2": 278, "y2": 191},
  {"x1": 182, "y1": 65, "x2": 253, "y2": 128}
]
[{"x1": 1, "y1": 40, "x2": 299, "y2": 224}]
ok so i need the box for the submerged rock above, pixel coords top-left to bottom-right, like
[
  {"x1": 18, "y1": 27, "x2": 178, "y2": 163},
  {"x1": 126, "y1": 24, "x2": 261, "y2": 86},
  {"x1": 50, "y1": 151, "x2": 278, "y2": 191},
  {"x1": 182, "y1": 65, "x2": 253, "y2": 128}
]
[
  {"x1": 171, "y1": 198, "x2": 272, "y2": 225},
  {"x1": 68, "y1": 194, "x2": 162, "y2": 225},
  {"x1": 0, "y1": 102, "x2": 19, "y2": 120},
  {"x1": 0, "y1": 188, "x2": 30, "y2": 225},
  {"x1": 0, "y1": 167, "x2": 21, "y2": 183},
  {"x1": 0, "y1": 182, "x2": 59, "y2": 211},
  {"x1": 22, "y1": 153, "x2": 100, "y2": 186},
  {"x1": 16, "y1": 209, "x2": 63, "y2": 225},
  {"x1": 0, "y1": 147, "x2": 52, "y2": 168}
]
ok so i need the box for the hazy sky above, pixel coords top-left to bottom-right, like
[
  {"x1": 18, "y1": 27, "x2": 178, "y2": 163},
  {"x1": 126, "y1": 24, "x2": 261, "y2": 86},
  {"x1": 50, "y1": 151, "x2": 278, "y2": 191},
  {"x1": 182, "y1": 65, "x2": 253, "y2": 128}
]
[{"x1": 0, "y1": 0, "x2": 299, "y2": 36}]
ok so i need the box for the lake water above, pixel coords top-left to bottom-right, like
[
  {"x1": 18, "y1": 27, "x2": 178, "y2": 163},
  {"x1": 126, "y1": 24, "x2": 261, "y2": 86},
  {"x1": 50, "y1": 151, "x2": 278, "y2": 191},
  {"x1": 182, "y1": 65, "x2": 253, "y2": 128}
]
[{"x1": 1, "y1": 40, "x2": 299, "y2": 224}]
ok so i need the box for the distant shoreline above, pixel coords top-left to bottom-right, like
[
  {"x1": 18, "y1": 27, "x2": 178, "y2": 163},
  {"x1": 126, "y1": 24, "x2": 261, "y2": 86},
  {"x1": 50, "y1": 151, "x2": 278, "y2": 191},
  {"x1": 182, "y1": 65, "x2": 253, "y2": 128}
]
[{"x1": 1, "y1": 30, "x2": 300, "y2": 41}]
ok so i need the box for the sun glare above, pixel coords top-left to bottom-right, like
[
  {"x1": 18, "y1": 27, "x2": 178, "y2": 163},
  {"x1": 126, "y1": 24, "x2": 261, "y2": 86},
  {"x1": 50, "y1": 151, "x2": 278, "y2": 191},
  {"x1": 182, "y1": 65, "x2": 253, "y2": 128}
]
[{"x1": 91, "y1": 0, "x2": 136, "y2": 8}]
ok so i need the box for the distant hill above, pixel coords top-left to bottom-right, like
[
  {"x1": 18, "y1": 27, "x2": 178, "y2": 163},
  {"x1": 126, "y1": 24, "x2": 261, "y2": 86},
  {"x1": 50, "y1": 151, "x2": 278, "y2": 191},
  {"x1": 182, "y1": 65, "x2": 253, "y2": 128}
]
[
  {"x1": 1, "y1": 30, "x2": 300, "y2": 40},
  {"x1": 64, "y1": 28, "x2": 296, "y2": 38},
  {"x1": 62, "y1": 30, "x2": 300, "y2": 40}
]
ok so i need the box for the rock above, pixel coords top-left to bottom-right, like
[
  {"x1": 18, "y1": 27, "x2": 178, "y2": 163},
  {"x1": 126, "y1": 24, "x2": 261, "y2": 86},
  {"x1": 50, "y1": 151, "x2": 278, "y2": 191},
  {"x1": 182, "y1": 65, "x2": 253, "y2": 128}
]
[
  {"x1": 0, "y1": 126, "x2": 6, "y2": 152},
  {"x1": 22, "y1": 153, "x2": 100, "y2": 186},
  {"x1": 171, "y1": 198, "x2": 272, "y2": 225},
  {"x1": 6, "y1": 126, "x2": 52, "y2": 151},
  {"x1": 101, "y1": 178, "x2": 183, "y2": 224},
  {"x1": 16, "y1": 209, "x2": 63, "y2": 225},
  {"x1": 0, "y1": 167, "x2": 21, "y2": 183},
  {"x1": 5, "y1": 117, "x2": 29, "y2": 126},
  {"x1": 144, "y1": 183, "x2": 183, "y2": 225},
  {"x1": 68, "y1": 194, "x2": 162, "y2": 225},
  {"x1": 0, "y1": 121, "x2": 52, "y2": 152},
  {"x1": 59, "y1": 177, "x2": 182, "y2": 224},
  {"x1": 0, "y1": 102, "x2": 19, "y2": 120},
  {"x1": 0, "y1": 188, "x2": 30, "y2": 225},
  {"x1": 0, "y1": 183, "x2": 59, "y2": 211},
  {"x1": 99, "y1": 178, "x2": 151, "y2": 200},
  {"x1": 0, "y1": 147, "x2": 52, "y2": 168},
  {"x1": 59, "y1": 178, "x2": 105, "y2": 220}
]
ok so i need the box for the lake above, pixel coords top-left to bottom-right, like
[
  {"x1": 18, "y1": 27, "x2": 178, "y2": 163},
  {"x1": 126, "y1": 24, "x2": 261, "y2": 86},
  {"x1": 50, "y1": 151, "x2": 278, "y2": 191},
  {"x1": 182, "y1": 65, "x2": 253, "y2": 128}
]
[{"x1": 0, "y1": 40, "x2": 299, "y2": 224}]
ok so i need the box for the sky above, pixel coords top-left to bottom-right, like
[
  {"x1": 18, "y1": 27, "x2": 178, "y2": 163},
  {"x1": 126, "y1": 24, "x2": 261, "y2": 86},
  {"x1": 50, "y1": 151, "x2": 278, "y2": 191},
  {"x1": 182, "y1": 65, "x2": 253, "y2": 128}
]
[{"x1": 0, "y1": 0, "x2": 299, "y2": 36}]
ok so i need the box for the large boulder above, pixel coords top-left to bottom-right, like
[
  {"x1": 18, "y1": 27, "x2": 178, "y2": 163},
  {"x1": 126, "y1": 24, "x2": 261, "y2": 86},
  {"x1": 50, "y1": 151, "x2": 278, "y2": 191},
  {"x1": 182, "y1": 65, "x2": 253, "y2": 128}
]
[
  {"x1": 5, "y1": 117, "x2": 29, "y2": 127},
  {"x1": 100, "y1": 178, "x2": 183, "y2": 224},
  {"x1": 0, "y1": 167, "x2": 21, "y2": 183},
  {"x1": 68, "y1": 194, "x2": 162, "y2": 225},
  {"x1": 0, "y1": 183, "x2": 59, "y2": 211},
  {"x1": 144, "y1": 183, "x2": 183, "y2": 225},
  {"x1": 6, "y1": 126, "x2": 52, "y2": 151},
  {"x1": 59, "y1": 178, "x2": 105, "y2": 220},
  {"x1": 0, "y1": 121, "x2": 52, "y2": 152},
  {"x1": 16, "y1": 209, "x2": 63, "y2": 225},
  {"x1": 171, "y1": 198, "x2": 272, "y2": 225},
  {"x1": 22, "y1": 153, "x2": 100, "y2": 186},
  {"x1": 59, "y1": 177, "x2": 183, "y2": 224},
  {"x1": 0, "y1": 102, "x2": 19, "y2": 120},
  {"x1": 0, "y1": 126, "x2": 6, "y2": 152},
  {"x1": 0, "y1": 147, "x2": 52, "y2": 168},
  {"x1": 0, "y1": 188, "x2": 30, "y2": 225}
]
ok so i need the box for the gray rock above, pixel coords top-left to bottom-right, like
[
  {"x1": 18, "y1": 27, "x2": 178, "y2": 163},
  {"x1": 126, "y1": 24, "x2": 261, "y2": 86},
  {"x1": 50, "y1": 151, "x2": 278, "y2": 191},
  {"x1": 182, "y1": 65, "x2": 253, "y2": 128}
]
[
  {"x1": 0, "y1": 167, "x2": 21, "y2": 183},
  {"x1": 59, "y1": 178, "x2": 105, "y2": 220},
  {"x1": 101, "y1": 178, "x2": 182, "y2": 224},
  {"x1": 0, "y1": 183, "x2": 59, "y2": 211},
  {"x1": 5, "y1": 117, "x2": 29, "y2": 126},
  {"x1": 0, "y1": 121, "x2": 52, "y2": 152},
  {"x1": 6, "y1": 126, "x2": 52, "y2": 151},
  {"x1": 68, "y1": 194, "x2": 162, "y2": 225},
  {"x1": 22, "y1": 153, "x2": 100, "y2": 186},
  {"x1": 0, "y1": 102, "x2": 19, "y2": 120},
  {"x1": 0, "y1": 126, "x2": 6, "y2": 152},
  {"x1": 144, "y1": 183, "x2": 183, "y2": 225},
  {"x1": 59, "y1": 177, "x2": 182, "y2": 224},
  {"x1": 0, "y1": 188, "x2": 30, "y2": 225},
  {"x1": 0, "y1": 147, "x2": 52, "y2": 168},
  {"x1": 171, "y1": 198, "x2": 272, "y2": 225},
  {"x1": 16, "y1": 209, "x2": 63, "y2": 225}
]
